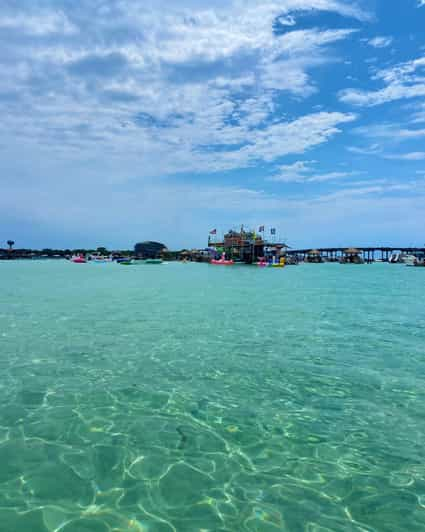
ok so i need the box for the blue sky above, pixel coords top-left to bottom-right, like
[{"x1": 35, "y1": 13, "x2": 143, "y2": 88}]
[{"x1": 1, "y1": 0, "x2": 425, "y2": 249}]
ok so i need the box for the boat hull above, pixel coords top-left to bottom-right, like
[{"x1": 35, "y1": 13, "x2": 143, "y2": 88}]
[
  {"x1": 211, "y1": 260, "x2": 234, "y2": 266},
  {"x1": 120, "y1": 259, "x2": 163, "y2": 265}
]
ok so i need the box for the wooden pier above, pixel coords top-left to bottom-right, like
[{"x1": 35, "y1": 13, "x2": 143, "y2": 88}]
[{"x1": 286, "y1": 247, "x2": 425, "y2": 263}]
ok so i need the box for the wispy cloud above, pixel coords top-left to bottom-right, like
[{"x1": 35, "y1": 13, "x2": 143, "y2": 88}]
[
  {"x1": 269, "y1": 160, "x2": 353, "y2": 182},
  {"x1": 347, "y1": 144, "x2": 382, "y2": 156},
  {"x1": 410, "y1": 102, "x2": 425, "y2": 123},
  {"x1": 260, "y1": 28, "x2": 358, "y2": 95},
  {"x1": 308, "y1": 180, "x2": 423, "y2": 203},
  {"x1": 353, "y1": 124, "x2": 425, "y2": 140},
  {"x1": 0, "y1": 11, "x2": 77, "y2": 35},
  {"x1": 339, "y1": 56, "x2": 425, "y2": 106},
  {"x1": 349, "y1": 123, "x2": 425, "y2": 159},
  {"x1": 384, "y1": 151, "x2": 425, "y2": 160},
  {"x1": 366, "y1": 36, "x2": 393, "y2": 48}
]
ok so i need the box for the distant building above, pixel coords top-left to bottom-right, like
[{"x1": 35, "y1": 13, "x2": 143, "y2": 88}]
[{"x1": 134, "y1": 241, "x2": 167, "y2": 258}]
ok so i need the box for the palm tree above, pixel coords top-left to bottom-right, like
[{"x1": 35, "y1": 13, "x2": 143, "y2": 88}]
[{"x1": 7, "y1": 240, "x2": 14, "y2": 251}]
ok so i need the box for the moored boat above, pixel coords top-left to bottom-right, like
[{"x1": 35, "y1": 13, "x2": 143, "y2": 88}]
[
  {"x1": 143, "y1": 259, "x2": 163, "y2": 264},
  {"x1": 402, "y1": 254, "x2": 418, "y2": 266},
  {"x1": 120, "y1": 258, "x2": 163, "y2": 265},
  {"x1": 211, "y1": 252, "x2": 234, "y2": 266},
  {"x1": 90, "y1": 257, "x2": 112, "y2": 263},
  {"x1": 71, "y1": 255, "x2": 86, "y2": 263}
]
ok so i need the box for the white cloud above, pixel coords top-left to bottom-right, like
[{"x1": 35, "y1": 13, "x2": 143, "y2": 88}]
[
  {"x1": 384, "y1": 151, "x2": 425, "y2": 160},
  {"x1": 0, "y1": 0, "x2": 374, "y2": 248},
  {"x1": 339, "y1": 55, "x2": 425, "y2": 106},
  {"x1": 0, "y1": 0, "x2": 360, "y2": 178},
  {"x1": 347, "y1": 144, "x2": 382, "y2": 156},
  {"x1": 353, "y1": 124, "x2": 425, "y2": 140},
  {"x1": 308, "y1": 171, "x2": 352, "y2": 182},
  {"x1": 418, "y1": 0, "x2": 425, "y2": 7},
  {"x1": 349, "y1": 123, "x2": 425, "y2": 160},
  {"x1": 224, "y1": 111, "x2": 356, "y2": 166},
  {"x1": 5, "y1": 0, "x2": 425, "y2": 249},
  {"x1": 410, "y1": 102, "x2": 425, "y2": 123},
  {"x1": 276, "y1": 14, "x2": 297, "y2": 26},
  {"x1": 305, "y1": 179, "x2": 422, "y2": 204},
  {"x1": 260, "y1": 28, "x2": 357, "y2": 94},
  {"x1": 269, "y1": 159, "x2": 353, "y2": 182},
  {"x1": 0, "y1": 12, "x2": 77, "y2": 35},
  {"x1": 366, "y1": 36, "x2": 393, "y2": 49}
]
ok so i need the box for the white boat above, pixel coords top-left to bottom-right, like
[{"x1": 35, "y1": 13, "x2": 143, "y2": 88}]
[
  {"x1": 90, "y1": 256, "x2": 112, "y2": 263},
  {"x1": 401, "y1": 254, "x2": 417, "y2": 266}
]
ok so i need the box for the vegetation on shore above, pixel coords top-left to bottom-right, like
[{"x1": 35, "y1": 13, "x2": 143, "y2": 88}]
[{"x1": 0, "y1": 242, "x2": 198, "y2": 261}]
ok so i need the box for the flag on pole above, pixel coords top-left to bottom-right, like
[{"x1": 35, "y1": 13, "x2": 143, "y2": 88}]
[
  {"x1": 270, "y1": 228, "x2": 276, "y2": 235},
  {"x1": 258, "y1": 225, "x2": 265, "y2": 232},
  {"x1": 209, "y1": 229, "x2": 217, "y2": 235}
]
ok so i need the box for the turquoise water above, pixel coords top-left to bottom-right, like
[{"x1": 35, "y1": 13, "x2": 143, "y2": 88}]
[{"x1": 1, "y1": 261, "x2": 425, "y2": 532}]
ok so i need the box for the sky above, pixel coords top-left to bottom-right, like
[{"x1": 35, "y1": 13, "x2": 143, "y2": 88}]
[{"x1": 1, "y1": 0, "x2": 425, "y2": 250}]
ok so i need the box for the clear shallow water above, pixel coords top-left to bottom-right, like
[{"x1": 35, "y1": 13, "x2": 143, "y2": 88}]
[{"x1": 1, "y1": 260, "x2": 425, "y2": 532}]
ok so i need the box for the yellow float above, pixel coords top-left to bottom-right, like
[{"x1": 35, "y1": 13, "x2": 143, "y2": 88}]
[{"x1": 272, "y1": 257, "x2": 285, "y2": 268}]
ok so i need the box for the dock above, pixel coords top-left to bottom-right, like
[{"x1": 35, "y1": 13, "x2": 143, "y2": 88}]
[{"x1": 286, "y1": 247, "x2": 425, "y2": 263}]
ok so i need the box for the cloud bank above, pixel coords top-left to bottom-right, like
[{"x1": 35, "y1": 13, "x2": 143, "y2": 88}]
[
  {"x1": 0, "y1": 0, "x2": 362, "y2": 179},
  {"x1": 4, "y1": 0, "x2": 425, "y2": 248}
]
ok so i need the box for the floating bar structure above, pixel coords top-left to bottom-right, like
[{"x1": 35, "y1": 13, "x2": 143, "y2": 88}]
[{"x1": 208, "y1": 227, "x2": 289, "y2": 264}]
